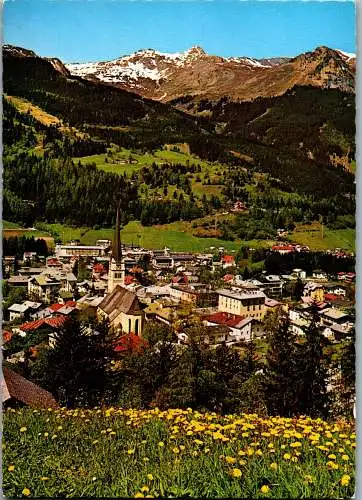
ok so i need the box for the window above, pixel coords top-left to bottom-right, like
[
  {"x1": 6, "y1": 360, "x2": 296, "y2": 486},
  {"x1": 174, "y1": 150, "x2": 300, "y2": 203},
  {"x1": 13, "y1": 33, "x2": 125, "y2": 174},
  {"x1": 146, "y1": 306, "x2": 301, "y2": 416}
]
[
  {"x1": 135, "y1": 319, "x2": 139, "y2": 335},
  {"x1": 128, "y1": 319, "x2": 131, "y2": 332}
]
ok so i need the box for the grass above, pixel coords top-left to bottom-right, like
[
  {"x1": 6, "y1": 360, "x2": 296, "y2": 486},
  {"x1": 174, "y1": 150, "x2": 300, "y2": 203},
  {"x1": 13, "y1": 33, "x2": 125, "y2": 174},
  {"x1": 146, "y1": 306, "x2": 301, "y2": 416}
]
[
  {"x1": 3, "y1": 407, "x2": 355, "y2": 498},
  {"x1": 291, "y1": 223, "x2": 355, "y2": 252},
  {"x1": 35, "y1": 221, "x2": 273, "y2": 252},
  {"x1": 2, "y1": 220, "x2": 22, "y2": 229}
]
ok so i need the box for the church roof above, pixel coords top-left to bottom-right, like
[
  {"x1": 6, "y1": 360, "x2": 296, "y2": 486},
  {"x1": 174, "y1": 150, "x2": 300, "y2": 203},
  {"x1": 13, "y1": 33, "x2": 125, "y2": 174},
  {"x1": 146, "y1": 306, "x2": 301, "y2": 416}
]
[{"x1": 99, "y1": 285, "x2": 143, "y2": 319}]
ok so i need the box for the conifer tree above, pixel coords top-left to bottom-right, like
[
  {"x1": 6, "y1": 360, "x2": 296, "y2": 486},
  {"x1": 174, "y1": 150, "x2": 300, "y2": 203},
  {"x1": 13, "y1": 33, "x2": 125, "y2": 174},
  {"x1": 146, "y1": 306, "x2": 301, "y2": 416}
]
[{"x1": 264, "y1": 311, "x2": 299, "y2": 416}]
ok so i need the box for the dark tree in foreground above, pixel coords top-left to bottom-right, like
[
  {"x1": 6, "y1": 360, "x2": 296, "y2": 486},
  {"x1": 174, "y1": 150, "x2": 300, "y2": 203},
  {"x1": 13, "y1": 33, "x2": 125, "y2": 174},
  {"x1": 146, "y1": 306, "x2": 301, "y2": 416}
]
[
  {"x1": 30, "y1": 319, "x2": 112, "y2": 407},
  {"x1": 296, "y1": 304, "x2": 330, "y2": 418},
  {"x1": 263, "y1": 312, "x2": 299, "y2": 416}
]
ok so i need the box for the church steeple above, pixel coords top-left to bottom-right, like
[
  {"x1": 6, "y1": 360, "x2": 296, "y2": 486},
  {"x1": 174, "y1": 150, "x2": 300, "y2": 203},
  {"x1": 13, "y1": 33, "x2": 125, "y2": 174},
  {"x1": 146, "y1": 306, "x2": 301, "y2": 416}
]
[
  {"x1": 107, "y1": 204, "x2": 125, "y2": 294},
  {"x1": 112, "y1": 204, "x2": 122, "y2": 262}
]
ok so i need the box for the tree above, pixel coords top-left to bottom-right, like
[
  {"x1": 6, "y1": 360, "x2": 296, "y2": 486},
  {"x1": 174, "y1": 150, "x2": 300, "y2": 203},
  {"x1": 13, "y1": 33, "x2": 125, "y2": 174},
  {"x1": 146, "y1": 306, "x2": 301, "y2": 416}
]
[
  {"x1": 263, "y1": 311, "x2": 299, "y2": 416},
  {"x1": 296, "y1": 303, "x2": 330, "y2": 418},
  {"x1": 30, "y1": 319, "x2": 113, "y2": 407}
]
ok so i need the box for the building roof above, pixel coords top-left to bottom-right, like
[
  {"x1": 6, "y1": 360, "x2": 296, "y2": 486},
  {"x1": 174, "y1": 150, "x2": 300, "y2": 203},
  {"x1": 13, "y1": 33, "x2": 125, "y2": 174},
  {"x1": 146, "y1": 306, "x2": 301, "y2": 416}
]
[
  {"x1": 7, "y1": 276, "x2": 29, "y2": 285},
  {"x1": 19, "y1": 315, "x2": 68, "y2": 332},
  {"x1": 319, "y1": 308, "x2": 348, "y2": 320},
  {"x1": 265, "y1": 298, "x2": 281, "y2": 308},
  {"x1": 8, "y1": 303, "x2": 29, "y2": 313},
  {"x1": 2, "y1": 366, "x2": 59, "y2": 409},
  {"x1": 216, "y1": 288, "x2": 266, "y2": 300},
  {"x1": 202, "y1": 312, "x2": 253, "y2": 329},
  {"x1": 222, "y1": 255, "x2": 235, "y2": 263},
  {"x1": 99, "y1": 285, "x2": 143, "y2": 319}
]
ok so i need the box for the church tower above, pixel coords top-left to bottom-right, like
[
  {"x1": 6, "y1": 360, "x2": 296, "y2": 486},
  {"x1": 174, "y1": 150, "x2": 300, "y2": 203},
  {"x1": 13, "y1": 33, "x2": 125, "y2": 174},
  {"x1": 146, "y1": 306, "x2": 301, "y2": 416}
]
[{"x1": 107, "y1": 205, "x2": 126, "y2": 293}]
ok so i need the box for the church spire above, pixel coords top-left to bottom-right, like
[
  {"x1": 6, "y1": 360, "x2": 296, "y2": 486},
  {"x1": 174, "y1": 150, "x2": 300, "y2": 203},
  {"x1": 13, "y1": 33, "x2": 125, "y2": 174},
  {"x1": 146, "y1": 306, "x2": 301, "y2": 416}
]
[{"x1": 112, "y1": 204, "x2": 122, "y2": 262}]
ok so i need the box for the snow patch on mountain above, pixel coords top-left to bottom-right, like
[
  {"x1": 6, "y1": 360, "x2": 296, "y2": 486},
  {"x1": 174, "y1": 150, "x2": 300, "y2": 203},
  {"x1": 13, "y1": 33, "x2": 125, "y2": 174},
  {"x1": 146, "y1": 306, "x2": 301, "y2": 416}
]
[{"x1": 336, "y1": 50, "x2": 356, "y2": 61}]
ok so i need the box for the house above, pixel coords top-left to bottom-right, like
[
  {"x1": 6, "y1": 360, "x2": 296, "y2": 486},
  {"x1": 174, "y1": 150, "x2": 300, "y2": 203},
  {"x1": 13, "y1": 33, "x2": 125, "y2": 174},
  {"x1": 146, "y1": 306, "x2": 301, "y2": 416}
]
[
  {"x1": 222, "y1": 255, "x2": 236, "y2": 269},
  {"x1": 98, "y1": 285, "x2": 144, "y2": 334},
  {"x1": 289, "y1": 305, "x2": 311, "y2": 336},
  {"x1": 169, "y1": 284, "x2": 218, "y2": 307},
  {"x1": 271, "y1": 244, "x2": 295, "y2": 255},
  {"x1": 7, "y1": 276, "x2": 29, "y2": 287},
  {"x1": 217, "y1": 286, "x2": 266, "y2": 320},
  {"x1": 318, "y1": 307, "x2": 350, "y2": 328},
  {"x1": 2, "y1": 367, "x2": 59, "y2": 409},
  {"x1": 55, "y1": 244, "x2": 108, "y2": 258},
  {"x1": 259, "y1": 274, "x2": 284, "y2": 298},
  {"x1": 8, "y1": 303, "x2": 31, "y2": 322},
  {"x1": 265, "y1": 298, "x2": 282, "y2": 311},
  {"x1": 16, "y1": 315, "x2": 68, "y2": 337},
  {"x1": 303, "y1": 282, "x2": 324, "y2": 302},
  {"x1": 291, "y1": 268, "x2": 307, "y2": 280},
  {"x1": 312, "y1": 270, "x2": 328, "y2": 281},
  {"x1": 7, "y1": 301, "x2": 42, "y2": 322},
  {"x1": 202, "y1": 312, "x2": 254, "y2": 343},
  {"x1": 28, "y1": 275, "x2": 62, "y2": 303}
]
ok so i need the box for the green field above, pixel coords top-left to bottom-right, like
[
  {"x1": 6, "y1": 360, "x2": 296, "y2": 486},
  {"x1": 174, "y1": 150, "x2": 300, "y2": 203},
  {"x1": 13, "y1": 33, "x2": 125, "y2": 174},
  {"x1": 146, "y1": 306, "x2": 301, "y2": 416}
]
[
  {"x1": 291, "y1": 223, "x2": 355, "y2": 252},
  {"x1": 3, "y1": 221, "x2": 22, "y2": 229},
  {"x1": 75, "y1": 148, "x2": 215, "y2": 176},
  {"x1": 38, "y1": 221, "x2": 272, "y2": 253}
]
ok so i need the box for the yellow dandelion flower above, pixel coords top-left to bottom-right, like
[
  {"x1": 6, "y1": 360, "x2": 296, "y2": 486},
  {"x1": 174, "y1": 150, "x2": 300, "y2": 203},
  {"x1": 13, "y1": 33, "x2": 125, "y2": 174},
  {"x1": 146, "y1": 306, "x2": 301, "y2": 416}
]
[
  {"x1": 305, "y1": 475, "x2": 314, "y2": 484},
  {"x1": 57, "y1": 426, "x2": 63, "y2": 431},
  {"x1": 204, "y1": 448, "x2": 210, "y2": 453},
  {"x1": 22, "y1": 488, "x2": 31, "y2": 497},
  {"x1": 290, "y1": 442, "x2": 302, "y2": 448},
  {"x1": 158, "y1": 441, "x2": 164, "y2": 447},
  {"x1": 256, "y1": 450, "x2": 263, "y2": 456},
  {"x1": 140, "y1": 486, "x2": 149, "y2": 493},
  {"x1": 328, "y1": 454, "x2": 336, "y2": 460},
  {"x1": 147, "y1": 474, "x2": 154, "y2": 481},
  {"x1": 231, "y1": 468, "x2": 242, "y2": 478},
  {"x1": 260, "y1": 485, "x2": 270, "y2": 494},
  {"x1": 225, "y1": 456, "x2": 237, "y2": 464},
  {"x1": 281, "y1": 444, "x2": 286, "y2": 450},
  {"x1": 283, "y1": 453, "x2": 291, "y2": 460},
  {"x1": 270, "y1": 463, "x2": 278, "y2": 471},
  {"x1": 109, "y1": 432, "x2": 116, "y2": 436},
  {"x1": 291, "y1": 457, "x2": 298, "y2": 463},
  {"x1": 128, "y1": 449, "x2": 135, "y2": 455},
  {"x1": 241, "y1": 432, "x2": 249, "y2": 437},
  {"x1": 179, "y1": 445, "x2": 185, "y2": 451},
  {"x1": 92, "y1": 440, "x2": 99, "y2": 445},
  {"x1": 342, "y1": 455, "x2": 349, "y2": 461},
  {"x1": 172, "y1": 447, "x2": 180, "y2": 454},
  {"x1": 20, "y1": 427, "x2": 27, "y2": 433},
  {"x1": 143, "y1": 457, "x2": 150, "y2": 462},
  {"x1": 239, "y1": 459, "x2": 246, "y2": 466},
  {"x1": 8, "y1": 465, "x2": 15, "y2": 472},
  {"x1": 340, "y1": 475, "x2": 350, "y2": 486},
  {"x1": 238, "y1": 450, "x2": 246, "y2": 456},
  {"x1": 40, "y1": 477, "x2": 48, "y2": 481},
  {"x1": 134, "y1": 493, "x2": 144, "y2": 498},
  {"x1": 194, "y1": 439, "x2": 203, "y2": 445}
]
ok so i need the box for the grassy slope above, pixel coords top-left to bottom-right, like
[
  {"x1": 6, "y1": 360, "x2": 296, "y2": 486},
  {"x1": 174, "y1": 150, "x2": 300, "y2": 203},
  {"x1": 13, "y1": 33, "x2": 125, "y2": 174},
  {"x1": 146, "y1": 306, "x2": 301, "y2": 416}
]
[
  {"x1": 291, "y1": 222, "x2": 355, "y2": 252},
  {"x1": 3, "y1": 407, "x2": 355, "y2": 498}
]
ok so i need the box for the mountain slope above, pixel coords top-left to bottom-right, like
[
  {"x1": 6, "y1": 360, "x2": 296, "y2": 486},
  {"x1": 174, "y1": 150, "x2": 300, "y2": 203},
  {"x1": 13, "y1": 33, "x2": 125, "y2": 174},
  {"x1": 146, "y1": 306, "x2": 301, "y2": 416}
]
[{"x1": 65, "y1": 45, "x2": 355, "y2": 103}]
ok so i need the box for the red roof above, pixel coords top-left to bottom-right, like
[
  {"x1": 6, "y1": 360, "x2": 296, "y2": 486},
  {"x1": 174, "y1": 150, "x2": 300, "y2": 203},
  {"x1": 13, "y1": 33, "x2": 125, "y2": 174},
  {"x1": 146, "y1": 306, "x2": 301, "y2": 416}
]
[
  {"x1": 19, "y1": 315, "x2": 68, "y2": 332},
  {"x1": 202, "y1": 312, "x2": 246, "y2": 328},
  {"x1": 3, "y1": 330, "x2": 12, "y2": 343},
  {"x1": 49, "y1": 303, "x2": 63, "y2": 312},
  {"x1": 113, "y1": 334, "x2": 148, "y2": 353},
  {"x1": 124, "y1": 275, "x2": 135, "y2": 285},
  {"x1": 93, "y1": 263, "x2": 106, "y2": 274},
  {"x1": 64, "y1": 300, "x2": 77, "y2": 308},
  {"x1": 222, "y1": 255, "x2": 235, "y2": 263},
  {"x1": 223, "y1": 274, "x2": 234, "y2": 282},
  {"x1": 47, "y1": 258, "x2": 61, "y2": 267},
  {"x1": 324, "y1": 293, "x2": 339, "y2": 301},
  {"x1": 272, "y1": 245, "x2": 295, "y2": 251}
]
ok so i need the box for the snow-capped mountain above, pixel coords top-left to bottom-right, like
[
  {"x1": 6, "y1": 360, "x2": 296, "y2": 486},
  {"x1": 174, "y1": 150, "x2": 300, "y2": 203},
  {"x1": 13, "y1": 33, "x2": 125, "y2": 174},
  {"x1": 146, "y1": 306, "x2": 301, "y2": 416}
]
[{"x1": 64, "y1": 45, "x2": 355, "y2": 103}]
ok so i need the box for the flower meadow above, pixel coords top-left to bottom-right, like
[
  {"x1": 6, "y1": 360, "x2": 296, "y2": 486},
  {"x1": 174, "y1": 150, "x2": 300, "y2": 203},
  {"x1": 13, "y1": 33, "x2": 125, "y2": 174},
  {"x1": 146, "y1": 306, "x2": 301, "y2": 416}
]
[{"x1": 3, "y1": 407, "x2": 355, "y2": 498}]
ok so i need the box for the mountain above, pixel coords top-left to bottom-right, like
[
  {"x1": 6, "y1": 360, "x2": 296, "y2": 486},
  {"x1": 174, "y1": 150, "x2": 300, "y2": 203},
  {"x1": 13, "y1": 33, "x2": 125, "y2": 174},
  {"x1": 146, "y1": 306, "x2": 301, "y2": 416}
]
[{"x1": 65, "y1": 45, "x2": 355, "y2": 103}]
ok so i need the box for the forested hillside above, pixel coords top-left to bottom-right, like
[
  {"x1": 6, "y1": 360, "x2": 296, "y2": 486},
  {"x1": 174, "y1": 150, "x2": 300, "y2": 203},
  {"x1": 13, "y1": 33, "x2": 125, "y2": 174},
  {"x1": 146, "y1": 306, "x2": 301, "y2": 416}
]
[{"x1": 2, "y1": 47, "x2": 356, "y2": 239}]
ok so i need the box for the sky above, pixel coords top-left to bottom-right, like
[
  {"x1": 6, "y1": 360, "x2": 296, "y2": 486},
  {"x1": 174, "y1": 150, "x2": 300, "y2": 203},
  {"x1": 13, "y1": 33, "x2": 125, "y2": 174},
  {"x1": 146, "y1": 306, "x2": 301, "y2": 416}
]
[{"x1": 3, "y1": 0, "x2": 356, "y2": 62}]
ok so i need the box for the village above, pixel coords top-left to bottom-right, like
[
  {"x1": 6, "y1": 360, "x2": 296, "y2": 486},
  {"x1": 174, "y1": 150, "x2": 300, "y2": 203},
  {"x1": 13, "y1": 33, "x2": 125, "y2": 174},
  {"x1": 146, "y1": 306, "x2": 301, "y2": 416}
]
[{"x1": 2, "y1": 208, "x2": 356, "y2": 366}]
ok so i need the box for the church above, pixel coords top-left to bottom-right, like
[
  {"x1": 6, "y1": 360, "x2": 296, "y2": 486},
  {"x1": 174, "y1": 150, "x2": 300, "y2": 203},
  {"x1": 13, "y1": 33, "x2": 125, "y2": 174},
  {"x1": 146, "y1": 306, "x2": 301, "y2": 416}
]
[{"x1": 97, "y1": 206, "x2": 144, "y2": 335}]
